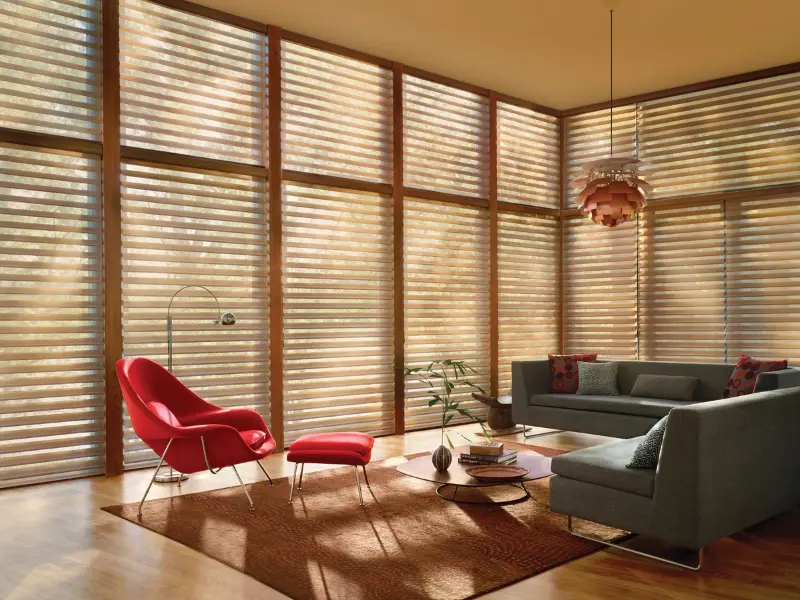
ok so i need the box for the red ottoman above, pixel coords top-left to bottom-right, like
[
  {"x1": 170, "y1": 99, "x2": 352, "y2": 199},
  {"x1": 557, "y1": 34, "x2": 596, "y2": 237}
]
[{"x1": 286, "y1": 432, "x2": 375, "y2": 506}]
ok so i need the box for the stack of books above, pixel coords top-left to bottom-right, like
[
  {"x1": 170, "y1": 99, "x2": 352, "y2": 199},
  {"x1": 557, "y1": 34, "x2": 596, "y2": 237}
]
[{"x1": 458, "y1": 441, "x2": 517, "y2": 466}]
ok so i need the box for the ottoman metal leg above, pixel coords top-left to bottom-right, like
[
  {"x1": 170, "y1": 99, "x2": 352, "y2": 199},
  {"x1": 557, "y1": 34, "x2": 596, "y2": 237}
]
[
  {"x1": 361, "y1": 465, "x2": 370, "y2": 488},
  {"x1": 288, "y1": 463, "x2": 299, "y2": 504},
  {"x1": 354, "y1": 466, "x2": 364, "y2": 507},
  {"x1": 298, "y1": 463, "x2": 305, "y2": 489}
]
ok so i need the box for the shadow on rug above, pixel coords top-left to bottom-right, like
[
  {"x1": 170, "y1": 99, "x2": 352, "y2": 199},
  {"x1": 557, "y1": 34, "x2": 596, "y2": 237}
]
[{"x1": 103, "y1": 443, "x2": 625, "y2": 600}]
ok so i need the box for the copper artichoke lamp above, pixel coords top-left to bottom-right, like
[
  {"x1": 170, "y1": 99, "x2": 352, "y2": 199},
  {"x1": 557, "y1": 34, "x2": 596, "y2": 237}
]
[{"x1": 570, "y1": 10, "x2": 653, "y2": 227}]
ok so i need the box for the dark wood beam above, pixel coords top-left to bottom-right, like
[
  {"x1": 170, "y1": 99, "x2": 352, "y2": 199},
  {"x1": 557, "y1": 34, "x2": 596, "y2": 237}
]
[
  {"x1": 488, "y1": 92, "x2": 499, "y2": 397},
  {"x1": 144, "y1": 0, "x2": 267, "y2": 33},
  {"x1": 392, "y1": 62, "x2": 405, "y2": 435},
  {"x1": 282, "y1": 169, "x2": 392, "y2": 196},
  {"x1": 0, "y1": 127, "x2": 102, "y2": 155},
  {"x1": 282, "y1": 29, "x2": 392, "y2": 68}
]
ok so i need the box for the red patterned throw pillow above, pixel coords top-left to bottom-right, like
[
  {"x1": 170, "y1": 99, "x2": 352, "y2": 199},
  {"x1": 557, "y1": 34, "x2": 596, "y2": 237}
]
[
  {"x1": 548, "y1": 353, "x2": 598, "y2": 394},
  {"x1": 722, "y1": 355, "x2": 788, "y2": 398}
]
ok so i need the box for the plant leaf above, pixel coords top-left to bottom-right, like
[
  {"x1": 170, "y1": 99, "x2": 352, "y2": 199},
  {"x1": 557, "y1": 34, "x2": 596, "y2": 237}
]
[{"x1": 446, "y1": 433, "x2": 454, "y2": 449}]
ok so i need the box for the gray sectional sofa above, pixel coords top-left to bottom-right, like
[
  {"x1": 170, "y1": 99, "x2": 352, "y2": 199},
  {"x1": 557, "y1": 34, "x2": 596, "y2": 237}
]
[
  {"x1": 511, "y1": 359, "x2": 800, "y2": 438},
  {"x1": 511, "y1": 359, "x2": 800, "y2": 569}
]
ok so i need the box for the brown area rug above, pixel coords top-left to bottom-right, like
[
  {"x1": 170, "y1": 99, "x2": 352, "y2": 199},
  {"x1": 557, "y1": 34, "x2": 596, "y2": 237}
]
[{"x1": 103, "y1": 443, "x2": 625, "y2": 600}]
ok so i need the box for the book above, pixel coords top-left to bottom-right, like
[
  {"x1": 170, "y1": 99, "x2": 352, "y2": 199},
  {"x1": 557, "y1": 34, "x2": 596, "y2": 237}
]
[
  {"x1": 469, "y1": 441, "x2": 504, "y2": 456},
  {"x1": 459, "y1": 455, "x2": 517, "y2": 466},
  {"x1": 458, "y1": 450, "x2": 517, "y2": 464}
]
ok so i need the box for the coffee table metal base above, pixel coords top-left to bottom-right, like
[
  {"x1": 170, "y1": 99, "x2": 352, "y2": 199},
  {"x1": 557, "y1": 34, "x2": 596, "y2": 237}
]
[{"x1": 435, "y1": 481, "x2": 531, "y2": 505}]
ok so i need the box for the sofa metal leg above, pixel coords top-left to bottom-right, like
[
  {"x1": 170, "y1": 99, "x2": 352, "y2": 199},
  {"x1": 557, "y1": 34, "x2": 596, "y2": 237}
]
[
  {"x1": 354, "y1": 466, "x2": 365, "y2": 507},
  {"x1": 567, "y1": 515, "x2": 703, "y2": 571},
  {"x1": 288, "y1": 463, "x2": 298, "y2": 504},
  {"x1": 361, "y1": 465, "x2": 370, "y2": 488},
  {"x1": 139, "y1": 439, "x2": 174, "y2": 516},
  {"x1": 231, "y1": 464, "x2": 255, "y2": 511},
  {"x1": 523, "y1": 425, "x2": 563, "y2": 439},
  {"x1": 256, "y1": 460, "x2": 274, "y2": 486},
  {"x1": 298, "y1": 463, "x2": 305, "y2": 489}
]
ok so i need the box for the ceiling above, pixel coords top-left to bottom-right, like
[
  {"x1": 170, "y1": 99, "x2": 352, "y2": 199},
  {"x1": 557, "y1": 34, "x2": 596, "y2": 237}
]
[{"x1": 192, "y1": 0, "x2": 800, "y2": 110}]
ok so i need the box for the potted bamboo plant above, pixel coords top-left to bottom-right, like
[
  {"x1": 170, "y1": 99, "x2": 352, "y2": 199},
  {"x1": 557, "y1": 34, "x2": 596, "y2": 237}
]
[{"x1": 403, "y1": 359, "x2": 490, "y2": 471}]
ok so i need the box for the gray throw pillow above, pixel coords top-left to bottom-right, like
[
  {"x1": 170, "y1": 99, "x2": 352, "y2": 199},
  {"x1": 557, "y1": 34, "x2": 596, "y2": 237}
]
[
  {"x1": 627, "y1": 416, "x2": 668, "y2": 469},
  {"x1": 576, "y1": 361, "x2": 619, "y2": 395},
  {"x1": 630, "y1": 374, "x2": 699, "y2": 402}
]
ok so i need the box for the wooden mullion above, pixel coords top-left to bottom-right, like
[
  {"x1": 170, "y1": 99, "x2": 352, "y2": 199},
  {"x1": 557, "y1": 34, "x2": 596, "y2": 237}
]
[
  {"x1": 142, "y1": 0, "x2": 268, "y2": 34},
  {"x1": 102, "y1": 0, "x2": 123, "y2": 476},
  {"x1": 120, "y1": 146, "x2": 266, "y2": 177},
  {"x1": 282, "y1": 169, "x2": 392, "y2": 196},
  {"x1": 488, "y1": 92, "x2": 499, "y2": 397},
  {"x1": 403, "y1": 65, "x2": 489, "y2": 97},
  {"x1": 494, "y1": 91, "x2": 562, "y2": 118},
  {"x1": 561, "y1": 61, "x2": 800, "y2": 117},
  {"x1": 0, "y1": 127, "x2": 102, "y2": 155},
  {"x1": 558, "y1": 115, "x2": 567, "y2": 354},
  {"x1": 392, "y1": 62, "x2": 405, "y2": 435},
  {"x1": 267, "y1": 25, "x2": 284, "y2": 451},
  {"x1": 496, "y1": 201, "x2": 560, "y2": 218},
  {"x1": 402, "y1": 186, "x2": 488, "y2": 209},
  {"x1": 282, "y1": 29, "x2": 392, "y2": 68}
]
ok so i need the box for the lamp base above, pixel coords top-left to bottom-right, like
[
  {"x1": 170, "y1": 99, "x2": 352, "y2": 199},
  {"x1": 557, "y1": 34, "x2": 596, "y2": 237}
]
[{"x1": 154, "y1": 469, "x2": 189, "y2": 483}]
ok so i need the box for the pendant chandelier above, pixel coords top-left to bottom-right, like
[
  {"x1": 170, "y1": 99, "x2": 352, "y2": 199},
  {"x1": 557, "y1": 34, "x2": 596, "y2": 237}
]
[{"x1": 570, "y1": 10, "x2": 652, "y2": 227}]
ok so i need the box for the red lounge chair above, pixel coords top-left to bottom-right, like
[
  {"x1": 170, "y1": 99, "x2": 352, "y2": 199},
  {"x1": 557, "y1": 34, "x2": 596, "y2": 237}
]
[{"x1": 116, "y1": 356, "x2": 276, "y2": 514}]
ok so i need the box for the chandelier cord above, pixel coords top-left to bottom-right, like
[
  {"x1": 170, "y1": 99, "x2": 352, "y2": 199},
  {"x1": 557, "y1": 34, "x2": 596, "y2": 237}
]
[{"x1": 610, "y1": 9, "x2": 613, "y2": 158}]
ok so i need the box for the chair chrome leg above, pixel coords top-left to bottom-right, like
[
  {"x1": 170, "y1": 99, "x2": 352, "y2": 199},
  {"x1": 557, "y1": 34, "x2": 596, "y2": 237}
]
[
  {"x1": 138, "y1": 439, "x2": 174, "y2": 516},
  {"x1": 567, "y1": 515, "x2": 703, "y2": 570},
  {"x1": 361, "y1": 464, "x2": 370, "y2": 488},
  {"x1": 523, "y1": 425, "x2": 563, "y2": 439},
  {"x1": 298, "y1": 463, "x2": 305, "y2": 489},
  {"x1": 354, "y1": 466, "x2": 364, "y2": 507},
  {"x1": 231, "y1": 464, "x2": 255, "y2": 511},
  {"x1": 288, "y1": 463, "x2": 298, "y2": 504},
  {"x1": 256, "y1": 460, "x2": 274, "y2": 486}
]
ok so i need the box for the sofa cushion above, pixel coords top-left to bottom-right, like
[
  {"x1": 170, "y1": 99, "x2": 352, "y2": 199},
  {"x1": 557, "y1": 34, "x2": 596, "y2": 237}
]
[
  {"x1": 529, "y1": 393, "x2": 691, "y2": 419},
  {"x1": 722, "y1": 355, "x2": 788, "y2": 398},
  {"x1": 552, "y1": 437, "x2": 656, "y2": 497},
  {"x1": 548, "y1": 353, "x2": 597, "y2": 394},
  {"x1": 576, "y1": 361, "x2": 619, "y2": 395},
  {"x1": 627, "y1": 416, "x2": 668, "y2": 469},
  {"x1": 631, "y1": 374, "x2": 699, "y2": 402}
]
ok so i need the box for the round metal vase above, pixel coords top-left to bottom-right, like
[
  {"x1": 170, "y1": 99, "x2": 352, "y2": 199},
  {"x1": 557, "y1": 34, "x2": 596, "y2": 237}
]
[{"x1": 431, "y1": 444, "x2": 452, "y2": 472}]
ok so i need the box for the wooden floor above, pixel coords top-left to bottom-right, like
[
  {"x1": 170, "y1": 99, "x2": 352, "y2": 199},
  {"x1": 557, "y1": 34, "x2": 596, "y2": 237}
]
[{"x1": 1, "y1": 424, "x2": 799, "y2": 600}]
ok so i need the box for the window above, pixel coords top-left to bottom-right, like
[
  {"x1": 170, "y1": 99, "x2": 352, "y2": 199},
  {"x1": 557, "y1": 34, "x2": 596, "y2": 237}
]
[
  {"x1": 0, "y1": 143, "x2": 105, "y2": 487},
  {"x1": 0, "y1": 0, "x2": 101, "y2": 139},
  {"x1": 120, "y1": 163, "x2": 269, "y2": 468},
  {"x1": 282, "y1": 41, "x2": 392, "y2": 183},
  {"x1": 726, "y1": 193, "x2": 800, "y2": 362},
  {"x1": 282, "y1": 183, "x2": 394, "y2": 441},
  {"x1": 497, "y1": 102, "x2": 560, "y2": 208},
  {"x1": 638, "y1": 203, "x2": 726, "y2": 362},
  {"x1": 639, "y1": 73, "x2": 800, "y2": 199},
  {"x1": 562, "y1": 216, "x2": 638, "y2": 359},
  {"x1": 119, "y1": 0, "x2": 266, "y2": 163},
  {"x1": 403, "y1": 76, "x2": 489, "y2": 198},
  {"x1": 403, "y1": 199, "x2": 490, "y2": 430},
  {"x1": 497, "y1": 211, "x2": 560, "y2": 392}
]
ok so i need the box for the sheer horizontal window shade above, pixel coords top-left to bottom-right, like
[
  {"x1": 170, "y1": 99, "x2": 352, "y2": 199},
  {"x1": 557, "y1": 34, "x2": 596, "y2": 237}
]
[
  {"x1": 726, "y1": 194, "x2": 800, "y2": 362},
  {"x1": 0, "y1": 0, "x2": 101, "y2": 139},
  {"x1": 639, "y1": 73, "x2": 800, "y2": 199},
  {"x1": 282, "y1": 41, "x2": 392, "y2": 183},
  {"x1": 0, "y1": 143, "x2": 105, "y2": 488},
  {"x1": 497, "y1": 102, "x2": 560, "y2": 208},
  {"x1": 120, "y1": 162, "x2": 269, "y2": 468},
  {"x1": 404, "y1": 199, "x2": 490, "y2": 430},
  {"x1": 497, "y1": 212, "x2": 560, "y2": 393},
  {"x1": 119, "y1": 0, "x2": 266, "y2": 164},
  {"x1": 638, "y1": 203, "x2": 726, "y2": 362},
  {"x1": 403, "y1": 76, "x2": 489, "y2": 198},
  {"x1": 282, "y1": 183, "x2": 394, "y2": 442},
  {"x1": 563, "y1": 105, "x2": 637, "y2": 207},
  {"x1": 563, "y1": 216, "x2": 637, "y2": 359}
]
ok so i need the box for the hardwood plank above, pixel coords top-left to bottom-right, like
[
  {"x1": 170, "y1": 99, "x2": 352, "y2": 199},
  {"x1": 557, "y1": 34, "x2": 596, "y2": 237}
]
[
  {"x1": 102, "y1": 0, "x2": 123, "y2": 477},
  {"x1": 267, "y1": 25, "x2": 284, "y2": 451},
  {"x1": 392, "y1": 62, "x2": 405, "y2": 435},
  {"x1": 0, "y1": 424, "x2": 798, "y2": 600}
]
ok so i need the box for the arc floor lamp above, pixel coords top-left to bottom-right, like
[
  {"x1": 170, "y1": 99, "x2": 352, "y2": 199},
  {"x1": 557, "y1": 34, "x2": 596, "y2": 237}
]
[{"x1": 155, "y1": 285, "x2": 236, "y2": 483}]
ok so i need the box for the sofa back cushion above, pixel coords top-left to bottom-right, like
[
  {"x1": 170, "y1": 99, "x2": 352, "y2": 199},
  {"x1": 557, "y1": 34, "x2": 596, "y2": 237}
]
[
  {"x1": 615, "y1": 361, "x2": 733, "y2": 401},
  {"x1": 630, "y1": 374, "x2": 700, "y2": 402}
]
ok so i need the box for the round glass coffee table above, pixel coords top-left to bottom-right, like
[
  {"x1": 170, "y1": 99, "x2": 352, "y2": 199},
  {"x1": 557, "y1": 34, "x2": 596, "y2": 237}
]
[{"x1": 396, "y1": 446, "x2": 552, "y2": 506}]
